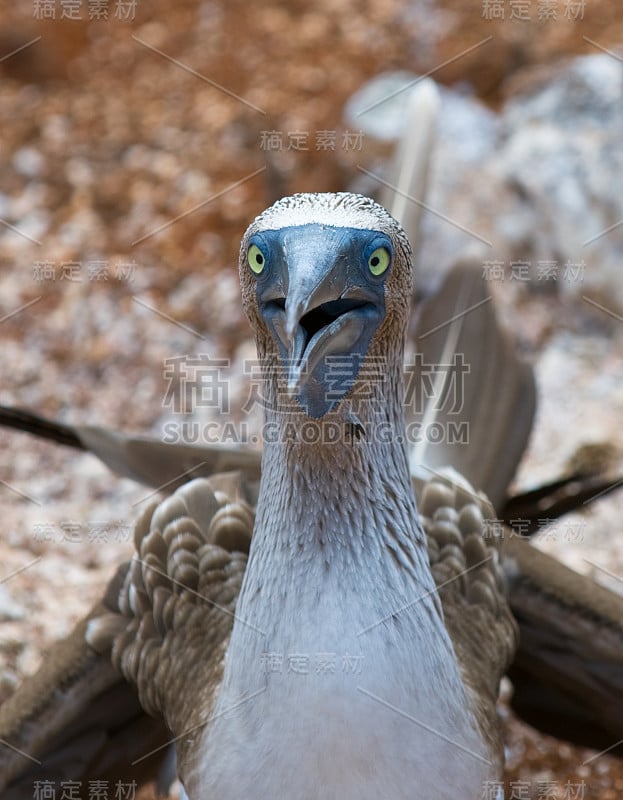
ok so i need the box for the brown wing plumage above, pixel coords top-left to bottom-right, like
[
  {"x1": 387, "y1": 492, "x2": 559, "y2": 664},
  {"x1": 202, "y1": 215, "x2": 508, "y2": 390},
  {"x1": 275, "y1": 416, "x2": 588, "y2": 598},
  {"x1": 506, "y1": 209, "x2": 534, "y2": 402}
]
[
  {"x1": 505, "y1": 536, "x2": 623, "y2": 754},
  {"x1": 85, "y1": 473, "x2": 253, "y2": 778},
  {"x1": 0, "y1": 404, "x2": 262, "y2": 491},
  {"x1": 414, "y1": 471, "x2": 519, "y2": 770},
  {"x1": 0, "y1": 473, "x2": 254, "y2": 796},
  {"x1": 0, "y1": 601, "x2": 170, "y2": 797}
]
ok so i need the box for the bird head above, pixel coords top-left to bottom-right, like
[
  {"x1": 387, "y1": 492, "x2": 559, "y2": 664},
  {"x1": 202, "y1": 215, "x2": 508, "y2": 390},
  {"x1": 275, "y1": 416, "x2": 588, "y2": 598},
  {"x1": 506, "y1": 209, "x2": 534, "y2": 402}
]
[{"x1": 240, "y1": 193, "x2": 413, "y2": 420}]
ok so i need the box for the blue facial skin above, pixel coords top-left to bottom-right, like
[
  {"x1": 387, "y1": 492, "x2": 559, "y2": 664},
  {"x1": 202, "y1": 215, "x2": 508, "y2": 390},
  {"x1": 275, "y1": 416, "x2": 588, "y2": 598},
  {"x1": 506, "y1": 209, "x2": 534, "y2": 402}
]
[{"x1": 247, "y1": 224, "x2": 392, "y2": 418}]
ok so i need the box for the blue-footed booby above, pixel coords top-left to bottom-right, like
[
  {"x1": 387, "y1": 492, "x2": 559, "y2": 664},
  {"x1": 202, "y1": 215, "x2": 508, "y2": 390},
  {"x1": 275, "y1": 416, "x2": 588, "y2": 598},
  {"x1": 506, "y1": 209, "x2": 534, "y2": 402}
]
[{"x1": 1, "y1": 193, "x2": 623, "y2": 799}]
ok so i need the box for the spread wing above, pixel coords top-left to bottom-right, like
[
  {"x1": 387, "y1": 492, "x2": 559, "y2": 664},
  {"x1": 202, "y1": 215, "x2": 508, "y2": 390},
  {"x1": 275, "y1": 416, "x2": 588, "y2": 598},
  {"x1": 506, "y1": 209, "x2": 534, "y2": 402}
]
[
  {"x1": 408, "y1": 263, "x2": 536, "y2": 511},
  {"x1": 0, "y1": 404, "x2": 261, "y2": 491},
  {"x1": 505, "y1": 536, "x2": 623, "y2": 755},
  {"x1": 86, "y1": 473, "x2": 252, "y2": 764},
  {"x1": 0, "y1": 599, "x2": 169, "y2": 797},
  {"x1": 0, "y1": 473, "x2": 253, "y2": 797},
  {"x1": 413, "y1": 470, "x2": 518, "y2": 770},
  {"x1": 407, "y1": 261, "x2": 623, "y2": 755}
]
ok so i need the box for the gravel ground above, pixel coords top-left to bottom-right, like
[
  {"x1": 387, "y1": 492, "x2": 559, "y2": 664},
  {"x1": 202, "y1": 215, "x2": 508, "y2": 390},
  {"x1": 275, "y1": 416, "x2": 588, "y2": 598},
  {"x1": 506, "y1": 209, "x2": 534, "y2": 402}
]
[{"x1": 1, "y1": 1, "x2": 623, "y2": 797}]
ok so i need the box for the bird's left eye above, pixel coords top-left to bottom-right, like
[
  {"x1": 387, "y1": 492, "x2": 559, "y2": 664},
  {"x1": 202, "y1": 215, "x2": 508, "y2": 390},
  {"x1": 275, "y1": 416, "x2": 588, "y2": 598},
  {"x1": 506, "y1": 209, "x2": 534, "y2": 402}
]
[
  {"x1": 368, "y1": 247, "x2": 391, "y2": 276},
  {"x1": 248, "y1": 244, "x2": 266, "y2": 275}
]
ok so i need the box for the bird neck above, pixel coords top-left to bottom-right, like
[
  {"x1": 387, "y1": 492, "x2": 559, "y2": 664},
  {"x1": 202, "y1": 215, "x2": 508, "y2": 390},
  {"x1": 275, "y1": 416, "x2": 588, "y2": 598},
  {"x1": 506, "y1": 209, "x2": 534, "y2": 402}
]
[{"x1": 248, "y1": 351, "x2": 443, "y2": 613}]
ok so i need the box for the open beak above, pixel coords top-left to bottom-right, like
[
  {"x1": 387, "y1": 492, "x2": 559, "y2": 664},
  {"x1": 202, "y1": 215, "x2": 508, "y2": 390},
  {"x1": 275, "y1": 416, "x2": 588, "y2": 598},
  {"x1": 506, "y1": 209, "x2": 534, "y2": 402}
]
[{"x1": 282, "y1": 291, "x2": 374, "y2": 397}]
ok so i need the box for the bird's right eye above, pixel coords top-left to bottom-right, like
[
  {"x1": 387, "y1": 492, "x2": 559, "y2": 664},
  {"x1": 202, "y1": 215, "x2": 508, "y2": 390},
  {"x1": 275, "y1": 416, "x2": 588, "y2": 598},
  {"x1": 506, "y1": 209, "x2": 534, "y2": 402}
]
[{"x1": 248, "y1": 244, "x2": 266, "y2": 275}]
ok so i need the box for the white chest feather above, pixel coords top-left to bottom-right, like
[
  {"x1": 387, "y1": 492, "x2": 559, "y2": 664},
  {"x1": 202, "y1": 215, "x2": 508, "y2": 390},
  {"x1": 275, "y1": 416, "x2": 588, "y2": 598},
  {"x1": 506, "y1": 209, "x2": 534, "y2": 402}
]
[{"x1": 184, "y1": 552, "x2": 495, "y2": 799}]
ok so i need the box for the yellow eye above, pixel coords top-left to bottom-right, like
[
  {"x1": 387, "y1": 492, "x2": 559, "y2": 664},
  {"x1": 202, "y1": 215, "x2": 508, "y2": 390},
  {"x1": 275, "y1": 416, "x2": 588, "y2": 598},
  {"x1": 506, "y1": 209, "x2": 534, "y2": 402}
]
[
  {"x1": 368, "y1": 247, "x2": 390, "y2": 276},
  {"x1": 248, "y1": 244, "x2": 266, "y2": 275}
]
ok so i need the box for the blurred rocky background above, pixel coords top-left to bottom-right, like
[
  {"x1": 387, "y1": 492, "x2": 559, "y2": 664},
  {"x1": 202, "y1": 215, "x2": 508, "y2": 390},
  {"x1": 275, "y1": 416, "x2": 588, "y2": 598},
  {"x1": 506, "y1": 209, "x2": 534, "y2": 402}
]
[{"x1": 1, "y1": 0, "x2": 623, "y2": 797}]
